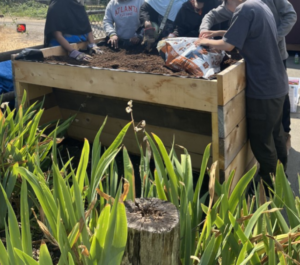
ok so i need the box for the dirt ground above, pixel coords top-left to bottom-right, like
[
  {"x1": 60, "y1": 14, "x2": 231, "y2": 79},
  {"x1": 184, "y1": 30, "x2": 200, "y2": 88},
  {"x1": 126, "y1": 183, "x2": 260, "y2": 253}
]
[{"x1": 0, "y1": 17, "x2": 45, "y2": 52}]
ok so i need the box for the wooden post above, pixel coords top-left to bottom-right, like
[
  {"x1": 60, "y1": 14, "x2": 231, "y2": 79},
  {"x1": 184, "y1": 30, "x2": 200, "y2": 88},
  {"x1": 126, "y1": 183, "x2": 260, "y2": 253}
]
[{"x1": 121, "y1": 198, "x2": 180, "y2": 265}]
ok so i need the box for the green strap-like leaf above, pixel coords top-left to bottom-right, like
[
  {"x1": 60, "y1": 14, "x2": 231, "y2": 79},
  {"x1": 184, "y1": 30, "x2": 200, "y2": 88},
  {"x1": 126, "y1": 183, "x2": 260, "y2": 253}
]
[
  {"x1": 0, "y1": 184, "x2": 22, "y2": 251},
  {"x1": 228, "y1": 166, "x2": 257, "y2": 213},
  {"x1": 91, "y1": 117, "x2": 107, "y2": 189},
  {"x1": 244, "y1": 202, "x2": 271, "y2": 238},
  {"x1": 75, "y1": 139, "x2": 90, "y2": 193},
  {"x1": 154, "y1": 170, "x2": 167, "y2": 201},
  {"x1": 123, "y1": 147, "x2": 136, "y2": 201},
  {"x1": 90, "y1": 205, "x2": 111, "y2": 263},
  {"x1": 0, "y1": 239, "x2": 9, "y2": 265},
  {"x1": 14, "y1": 248, "x2": 38, "y2": 265},
  {"x1": 21, "y1": 179, "x2": 32, "y2": 256},
  {"x1": 39, "y1": 242, "x2": 53, "y2": 265},
  {"x1": 152, "y1": 133, "x2": 179, "y2": 207}
]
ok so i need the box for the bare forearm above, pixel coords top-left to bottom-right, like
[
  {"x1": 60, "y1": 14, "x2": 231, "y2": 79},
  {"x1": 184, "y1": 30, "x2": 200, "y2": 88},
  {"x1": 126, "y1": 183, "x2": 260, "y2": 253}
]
[
  {"x1": 216, "y1": 31, "x2": 227, "y2": 37},
  {"x1": 200, "y1": 38, "x2": 234, "y2": 51},
  {"x1": 87, "y1": 31, "x2": 95, "y2": 44},
  {"x1": 53, "y1": 31, "x2": 74, "y2": 52}
]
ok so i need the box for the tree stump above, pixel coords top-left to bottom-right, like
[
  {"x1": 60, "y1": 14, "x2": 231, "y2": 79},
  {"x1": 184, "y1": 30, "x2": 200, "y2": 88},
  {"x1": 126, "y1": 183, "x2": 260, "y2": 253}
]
[{"x1": 121, "y1": 198, "x2": 180, "y2": 265}]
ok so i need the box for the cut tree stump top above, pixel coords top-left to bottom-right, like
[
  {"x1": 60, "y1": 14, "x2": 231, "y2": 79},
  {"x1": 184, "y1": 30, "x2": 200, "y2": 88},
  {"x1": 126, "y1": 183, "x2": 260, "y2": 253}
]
[{"x1": 124, "y1": 198, "x2": 179, "y2": 234}]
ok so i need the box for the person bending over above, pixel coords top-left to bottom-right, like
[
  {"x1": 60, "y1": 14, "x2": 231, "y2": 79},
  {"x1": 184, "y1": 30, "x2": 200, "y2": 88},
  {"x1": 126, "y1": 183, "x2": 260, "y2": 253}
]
[
  {"x1": 103, "y1": 0, "x2": 144, "y2": 49},
  {"x1": 196, "y1": 0, "x2": 289, "y2": 192},
  {"x1": 139, "y1": 0, "x2": 186, "y2": 47},
  {"x1": 44, "y1": 0, "x2": 103, "y2": 62},
  {"x1": 199, "y1": 0, "x2": 296, "y2": 153},
  {"x1": 169, "y1": 0, "x2": 220, "y2": 38}
]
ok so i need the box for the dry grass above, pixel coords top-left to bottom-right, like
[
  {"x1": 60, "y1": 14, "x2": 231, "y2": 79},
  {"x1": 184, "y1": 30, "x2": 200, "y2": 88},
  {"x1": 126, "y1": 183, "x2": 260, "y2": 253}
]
[{"x1": 0, "y1": 25, "x2": 41, "y2": 52}]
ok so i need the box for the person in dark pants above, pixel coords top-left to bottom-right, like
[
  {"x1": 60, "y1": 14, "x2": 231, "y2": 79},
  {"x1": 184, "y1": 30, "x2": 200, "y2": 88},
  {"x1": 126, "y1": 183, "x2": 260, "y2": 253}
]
[
  {"x1": 195, "y1": 0, "x2": 289, "y2": 191},
  {"x1": 199, "y1": 0, "x2": 296, "y2": 154},
  {"x1": 168, "y1": 0, "x2": 220, "y2": 38}
]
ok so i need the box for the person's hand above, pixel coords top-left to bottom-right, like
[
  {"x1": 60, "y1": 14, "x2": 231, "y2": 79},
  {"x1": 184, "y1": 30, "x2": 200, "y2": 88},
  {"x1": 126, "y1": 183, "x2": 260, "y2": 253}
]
[
  {"x1": 167, "y1": 33, "x2": 176, "y2": 38},
  {"x1": 130, "y1": 37, "x2": 141, "y2": 45},
  {"x1": 142, "y1": 26, "x2": 156, "y2": 50},
  {"x1": 88, "y1": 43, "x2": 104, "y2": 54},
  {"x1": 69, "y1": 50, "x2": 92, "y2": 62},
  {"x1": 145, "y1": 21, "x2": 152, "y2": 28},
  {"x1": 108, "y1": 35, "x2": 119, "y2": 49},
  {"x1": 194, "y1": 37, "x2": 209, "y2": 47},
  {"x1": 199, "y1": 30, "x2": 216, "y2": 38}
]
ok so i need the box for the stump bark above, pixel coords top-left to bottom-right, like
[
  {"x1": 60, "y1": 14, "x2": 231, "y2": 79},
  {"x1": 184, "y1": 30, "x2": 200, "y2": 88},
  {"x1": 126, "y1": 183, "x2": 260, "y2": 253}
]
[{"x1": 121, "y1": 198, "x2": 180, "y2": 265}]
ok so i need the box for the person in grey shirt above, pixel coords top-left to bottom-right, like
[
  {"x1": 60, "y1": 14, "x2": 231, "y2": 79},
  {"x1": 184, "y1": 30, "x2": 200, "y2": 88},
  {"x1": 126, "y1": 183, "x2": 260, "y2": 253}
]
[
  {"x1": 195, "y1": 0, "x2": 289, "y2": 192},
  {"x1": 199, "y1": 0, "x2": 296, "y2": 151}
]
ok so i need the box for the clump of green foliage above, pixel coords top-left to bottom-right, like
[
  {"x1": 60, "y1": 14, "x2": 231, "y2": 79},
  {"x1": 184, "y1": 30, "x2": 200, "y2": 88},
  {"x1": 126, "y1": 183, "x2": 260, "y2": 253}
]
[{"x1": 0, "y1": 1, "x2": 48, "y2": 19}]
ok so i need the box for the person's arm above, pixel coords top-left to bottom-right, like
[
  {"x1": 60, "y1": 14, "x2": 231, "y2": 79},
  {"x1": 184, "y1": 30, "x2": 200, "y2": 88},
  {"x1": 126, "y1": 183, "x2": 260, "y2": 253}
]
[
  {"x1": 103, "y1": 3, "x2": 117, "y2": 38},
  {"x1": 195, "y1": 38, "x2": 235, "y2": 51},
  {"x1": 199, "y1": 3, "x2": 232, "y2": 35},
  {"x1": 87, "y1": 32, "x2": 95, "y2": 44},
  {"x1": 87, "y1": 32, "x2": 104, "y2": 54},
  {"x1": 140, "y1": 2, "x2": 157, "y2": 27},
  {"x1": 103, "y1": 3, "x2": 118, "y2": 48},
  {"x1": 171, "y1": 7, "x2": 185, "y2": 37},
  {"x1": 274, "y1": 0, "x2": 297, "y2": 38},
  {"x1": 53, "y1": 31, "x2": 93, "y2": 60},
  {"x1": 53, "y1": 31, "x2": 74, "y2": 52},
  {"x1": 201, "y1": 30, "x2": 227, "y2": 38}
]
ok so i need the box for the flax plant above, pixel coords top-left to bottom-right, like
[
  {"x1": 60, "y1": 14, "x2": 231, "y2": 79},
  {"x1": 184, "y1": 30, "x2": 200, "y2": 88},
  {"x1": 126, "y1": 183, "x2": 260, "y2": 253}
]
[
  {"x1": 0, "y1": 91, "x2": 74, "y2": 229},
  {"x1": 0, "y1": 119, "x2": 131, "y2": 264},
  {"x1": 142, "y1": 131, "x2": 300, "y2": 264}
]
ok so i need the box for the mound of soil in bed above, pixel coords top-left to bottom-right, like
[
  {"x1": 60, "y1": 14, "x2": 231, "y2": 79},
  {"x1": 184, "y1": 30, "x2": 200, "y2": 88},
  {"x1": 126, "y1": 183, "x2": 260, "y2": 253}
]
[{"x1": 44, "y1": 45, "x2": 240, "y2": 78}]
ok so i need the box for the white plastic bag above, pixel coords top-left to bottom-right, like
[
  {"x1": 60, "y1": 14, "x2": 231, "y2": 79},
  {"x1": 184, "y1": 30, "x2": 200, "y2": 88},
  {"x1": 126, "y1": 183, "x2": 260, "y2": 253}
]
[{"x1": 157, "y1": 37, "x2": 225, "y2": 79}]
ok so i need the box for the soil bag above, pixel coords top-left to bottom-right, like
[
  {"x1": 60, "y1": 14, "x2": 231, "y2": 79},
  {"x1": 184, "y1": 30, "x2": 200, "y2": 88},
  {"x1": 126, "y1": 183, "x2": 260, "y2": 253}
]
[{"x1": 157, "y1": 37, "x2": 225, "y2": 79}]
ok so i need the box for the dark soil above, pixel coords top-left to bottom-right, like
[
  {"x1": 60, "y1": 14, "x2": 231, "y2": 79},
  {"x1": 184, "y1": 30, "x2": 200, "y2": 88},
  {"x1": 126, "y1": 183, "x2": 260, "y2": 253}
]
[
  {"x1": 45, "y1": 46, "x2": 192, "y2": 77},
  {"x1": 44, "y1": 45, "x2": 240, "y2": 78}
]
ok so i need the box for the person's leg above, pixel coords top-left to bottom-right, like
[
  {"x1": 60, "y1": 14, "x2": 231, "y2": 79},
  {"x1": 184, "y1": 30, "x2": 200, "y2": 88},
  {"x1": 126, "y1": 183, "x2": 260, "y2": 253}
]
[
  {"x1": 246, "y1": 97, "x2": 278, "y2": 188},
  {"x1": 281, "y1": 59, "x2": 292, "y2": 154},
  {"x1": 282, "y1": 91, "x2": 291, "y2": 133},
  {"x1": 272, "y1": 95, "x2": 288, "y2": 171}
]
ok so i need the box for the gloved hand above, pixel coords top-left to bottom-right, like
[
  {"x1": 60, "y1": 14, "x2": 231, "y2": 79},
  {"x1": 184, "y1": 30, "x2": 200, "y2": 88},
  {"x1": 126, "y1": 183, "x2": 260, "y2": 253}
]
[
  {"x1": 87, "y1": 43, "x2": 104, "y2": 55},
  {"x1": 142, "y1": 26, "x2": 156, "y2": 51},
  {"x1": 69, "y1": 50, "x2": 92, "y2": 62}
]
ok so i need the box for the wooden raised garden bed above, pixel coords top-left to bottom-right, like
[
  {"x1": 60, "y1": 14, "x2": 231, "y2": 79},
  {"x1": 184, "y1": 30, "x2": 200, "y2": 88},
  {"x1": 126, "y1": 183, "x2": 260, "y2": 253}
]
[{"x1": 12, "y1": 41, "x2": 255, "y2": 183}]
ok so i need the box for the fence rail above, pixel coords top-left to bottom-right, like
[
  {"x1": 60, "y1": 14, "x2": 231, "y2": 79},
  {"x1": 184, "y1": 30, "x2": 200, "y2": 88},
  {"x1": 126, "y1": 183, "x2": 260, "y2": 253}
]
[{"x1": 87, "y1": 9, "x2": 106, "y2": 38}]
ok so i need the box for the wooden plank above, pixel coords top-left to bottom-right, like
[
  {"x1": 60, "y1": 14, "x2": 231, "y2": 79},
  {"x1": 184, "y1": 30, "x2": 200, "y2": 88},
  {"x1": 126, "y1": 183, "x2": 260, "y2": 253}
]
[
  {"x1": 286, "y1": 44, "x2": 300, "y2": 51},
  {"x1": 14, "y1": 82, "x2": 29, "y2": 108},
  {"x1": 41, "y1": 38, "x2": 104, "y2": 58},
  {"x1": 60, "y1": 109, "x2": 212, "y2": 156},
  {"x1": 67, "y1": 124, "x2": 208, "y2": 170},
  {"x1": 211, "y1": 112, "x2": 219, "y2": 180},
  {"x1": 224, "y1": 141, "x2": 254, "y2": 186},
  {"x1": 217, "y1": 60, "x2": 246, "y2": 106},
  {"x1": 53, "y1": 89, "x2": 212, "y2": 135},
  {"x1": 13, "y1": 61, "x2": 219, "y2": 113},
  {"x1": 30, "y1": 92, "x2": 57, "y2": 110},
  {"x1": 40, "y1": 106, "x2": 62, "y2": 124},
  {"x1": 25, "y1": 84, "x2": 53, "y2": 100},
  {"x1": 219, "y1": 117, "x2": 247, "y2": 170},
  {"x1": 218, "y1": 90, "x2": 246, "y2": 138},
  {"x1": 41, "y1": 42, "x2": 86, "y2": 57}
]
